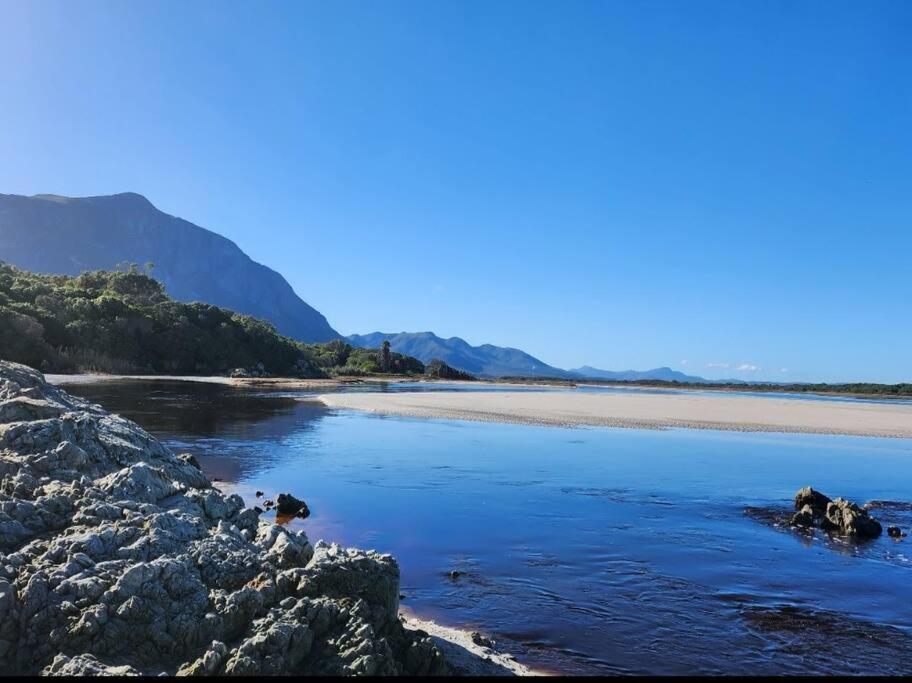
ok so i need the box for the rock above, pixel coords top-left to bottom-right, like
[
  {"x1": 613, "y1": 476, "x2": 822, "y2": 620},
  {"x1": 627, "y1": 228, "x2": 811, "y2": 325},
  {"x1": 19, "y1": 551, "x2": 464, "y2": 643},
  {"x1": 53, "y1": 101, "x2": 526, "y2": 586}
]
[
  {"x1": 794, "y1": 487, "x2": 831, "y2": 515},
  {"x1": 887, "y1": 526, "x2": 905, "y2": 539},
  {"x1": 788, "y1": 488, "x2": 881, "y2": 539},
  {"x1": 825, "y1": 498, "x2": 882, "y2": 539},
  {"x1": 448, "y1": 570, "x2": 462, "y2": 579},
  {"x1": 255, "y1": 491, "x2": 263, "y2": 498},
  {"x1": 275, "y1": 493, "x2": 310, "y2": 519},
  {"x1": 789, "y1": 504, "x2": 817, "y2": 528},
  {"x1": 470, "y1": 631, "x2": 494, "y2": 648},
  {"x1": 0, "y1": 361, "x2": 449, "y2": 676}
]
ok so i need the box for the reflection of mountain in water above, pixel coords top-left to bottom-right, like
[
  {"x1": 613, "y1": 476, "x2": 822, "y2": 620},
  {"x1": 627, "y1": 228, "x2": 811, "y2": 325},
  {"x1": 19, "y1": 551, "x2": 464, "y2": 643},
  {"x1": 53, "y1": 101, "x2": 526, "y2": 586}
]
[{"x1": 64, "y1": 380, "x2": 327, "y2": 483}]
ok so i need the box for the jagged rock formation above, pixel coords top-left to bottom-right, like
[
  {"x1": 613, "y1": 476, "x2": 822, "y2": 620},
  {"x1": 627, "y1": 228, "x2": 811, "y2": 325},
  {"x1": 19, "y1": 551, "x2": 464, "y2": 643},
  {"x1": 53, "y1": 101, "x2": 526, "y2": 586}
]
[
  {"x1": 0, "y1": 361, "x2": 448, "y2": 675},
  {"x1": 790, "y1": 487, "x2": 882, "y2": 539}
]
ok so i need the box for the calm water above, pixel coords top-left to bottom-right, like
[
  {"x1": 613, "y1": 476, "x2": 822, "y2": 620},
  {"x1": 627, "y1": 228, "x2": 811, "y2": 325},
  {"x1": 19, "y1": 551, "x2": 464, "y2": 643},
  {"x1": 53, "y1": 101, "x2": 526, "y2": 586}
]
[{"x1": 65, "y1": 380, "x2": 912, "y2": 675}]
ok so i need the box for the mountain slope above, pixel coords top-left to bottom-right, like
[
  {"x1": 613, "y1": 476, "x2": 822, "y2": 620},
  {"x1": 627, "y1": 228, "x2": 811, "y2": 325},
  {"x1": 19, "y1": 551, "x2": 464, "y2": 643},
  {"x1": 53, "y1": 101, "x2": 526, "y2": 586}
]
[
  {"x1": 347, "y1": 331, "x2": 573, "y2": 378},
  {"x1": 568, "y1": 365, "x2": 709, "y2": 383},
  {"x1": 0, "y1": 192, "x2": 339, "y2": 342}
]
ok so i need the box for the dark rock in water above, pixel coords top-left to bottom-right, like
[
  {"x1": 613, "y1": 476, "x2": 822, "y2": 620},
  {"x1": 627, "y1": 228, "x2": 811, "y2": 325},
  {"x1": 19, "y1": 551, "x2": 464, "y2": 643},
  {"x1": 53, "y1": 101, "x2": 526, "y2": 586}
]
[
  {"x1": 253, "y1": 506, "x2": 264, "y2": 514},
  {"x1": 255, "y1": 490, "x2": 264, "y2": 498},
  {"x1": 263, "y1": 499, "x2": 274, "y2": 508},
  {"x1": 470, "y1": 632, "x2": 495, "y2": 648},
  {"x1": 790, "y1": 504, "x2": 817, "y2": 528},
  {"x1": 448, "y1": 570, "x2": 462, "y2": 579},
  {"x1": 825, "y1": 498, "x2": 882, "y2": 539},
  {"x1": 794, "y1": 486, "x2": 831, "y2": 515},
  {"x1": 276, "y1": 492, "x2": 310, "y2": 518},
  {"x1": 887, "y1": 526, "x2": 905, "y2": 539},
  {"x1": 787, "y1": 488, "x2": 881, "y2": 539}
]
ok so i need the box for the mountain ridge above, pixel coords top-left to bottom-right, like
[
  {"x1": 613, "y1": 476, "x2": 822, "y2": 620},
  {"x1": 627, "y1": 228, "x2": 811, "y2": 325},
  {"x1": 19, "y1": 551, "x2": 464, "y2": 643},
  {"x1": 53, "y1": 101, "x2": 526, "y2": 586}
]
[
  {"x1": 0, "y1": 192, "x2": 340, "y2": 343},
  {"x1": 347, "y1": 331, "x2": 575, "y2": 378},
  {"x1": 348, "y1": 331, "x2": 712, "y2": 382}
]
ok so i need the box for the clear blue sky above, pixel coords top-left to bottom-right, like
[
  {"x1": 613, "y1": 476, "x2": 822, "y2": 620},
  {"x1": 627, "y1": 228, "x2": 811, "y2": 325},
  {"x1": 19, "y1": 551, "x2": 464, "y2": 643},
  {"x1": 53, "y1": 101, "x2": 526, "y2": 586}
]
[{"x1": 1, "y1": 0, "x2": 909, "y2": 382}]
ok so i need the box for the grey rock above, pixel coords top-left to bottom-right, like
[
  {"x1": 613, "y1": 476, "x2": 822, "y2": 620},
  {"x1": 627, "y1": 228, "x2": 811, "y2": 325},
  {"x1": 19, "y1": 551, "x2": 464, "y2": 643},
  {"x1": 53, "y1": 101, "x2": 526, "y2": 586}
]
[{"x1": 0, "y1": 361, "x2": 449, "y2": 676}]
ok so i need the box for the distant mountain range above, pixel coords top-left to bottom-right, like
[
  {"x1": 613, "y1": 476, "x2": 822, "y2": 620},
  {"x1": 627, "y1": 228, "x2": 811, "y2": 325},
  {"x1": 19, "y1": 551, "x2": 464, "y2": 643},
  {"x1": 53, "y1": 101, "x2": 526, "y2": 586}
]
[
  {"x1": 347, "y1": 331, "x2": 573, "y2": 378},
  {"x1": 568, "y1": 365, "x2": 709, "y2": 383},
  {"x1": 348, "y1": 331, "x2": 713, "y2": 382},
  {"x1": 0, "y1": 192, "x2": 339, "y2": 343},
  {"x1": 0, "y1": 192, "x2": 732, "y2": 381}
]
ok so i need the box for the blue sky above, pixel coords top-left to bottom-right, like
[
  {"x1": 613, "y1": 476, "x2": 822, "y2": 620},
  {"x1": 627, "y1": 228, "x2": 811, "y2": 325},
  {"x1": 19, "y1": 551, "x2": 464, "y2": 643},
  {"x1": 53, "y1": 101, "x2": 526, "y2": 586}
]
[{"x1": 1, "y1": 0, "x2": 909, "y2": 382}]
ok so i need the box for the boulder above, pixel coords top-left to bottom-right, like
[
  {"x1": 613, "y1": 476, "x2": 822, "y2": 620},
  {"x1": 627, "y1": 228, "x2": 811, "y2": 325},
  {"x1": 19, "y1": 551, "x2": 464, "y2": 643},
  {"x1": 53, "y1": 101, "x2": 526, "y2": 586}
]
[
  {"x1": 788, "y1": 487, "x2": 881, "y2": 539},
  {"x1": 276, "y1": 492, "x2": 310, "y2": 518},
  {"x1": 794, "y1": 487, "x2": 831, "y2": 515}
]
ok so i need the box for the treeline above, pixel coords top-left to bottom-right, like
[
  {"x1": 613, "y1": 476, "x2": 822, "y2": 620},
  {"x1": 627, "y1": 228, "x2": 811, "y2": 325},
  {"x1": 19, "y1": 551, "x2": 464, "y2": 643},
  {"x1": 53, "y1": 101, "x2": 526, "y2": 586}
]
[
  {"x1": 0, "y1": 263, "x2": 426, "y2": 378},
  {"x1": 498, "y1": 375, "x2": 912, "y2": 398}
]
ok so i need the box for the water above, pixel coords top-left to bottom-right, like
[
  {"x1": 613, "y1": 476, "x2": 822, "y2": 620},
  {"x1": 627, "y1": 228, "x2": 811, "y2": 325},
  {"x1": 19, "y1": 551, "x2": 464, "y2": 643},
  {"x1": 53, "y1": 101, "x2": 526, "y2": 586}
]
[{"x1": 65, "y1": 379, "x2": 912, "y2": 675}]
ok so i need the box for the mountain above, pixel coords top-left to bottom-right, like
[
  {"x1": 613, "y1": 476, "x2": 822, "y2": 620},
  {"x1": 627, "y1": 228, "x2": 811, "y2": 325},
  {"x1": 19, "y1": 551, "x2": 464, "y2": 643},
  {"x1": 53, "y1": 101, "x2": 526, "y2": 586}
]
[
  {"x1": 568, "y1": 366, "x2": 710, "y2": 383},
  {"x1": 347, "y1": 331, "x2": 574, "y2": 378},
  {"x1": 0, "y1": 192, "x2": 339, "y2": 343}
]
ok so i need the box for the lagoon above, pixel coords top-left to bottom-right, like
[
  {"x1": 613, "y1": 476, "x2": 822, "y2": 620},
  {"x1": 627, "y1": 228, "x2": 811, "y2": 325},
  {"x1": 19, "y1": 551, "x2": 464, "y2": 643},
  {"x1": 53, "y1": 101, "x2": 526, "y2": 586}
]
[{"x1": 62, "y1": 379, "x2": 912, "y2": 675}]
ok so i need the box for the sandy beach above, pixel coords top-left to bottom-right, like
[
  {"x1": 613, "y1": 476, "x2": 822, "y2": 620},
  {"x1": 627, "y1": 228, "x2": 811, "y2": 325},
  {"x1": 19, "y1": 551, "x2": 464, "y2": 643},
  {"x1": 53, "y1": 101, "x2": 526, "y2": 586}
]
[{"x1": 318, "y1": 390, "x2": 912, "y2": 438}]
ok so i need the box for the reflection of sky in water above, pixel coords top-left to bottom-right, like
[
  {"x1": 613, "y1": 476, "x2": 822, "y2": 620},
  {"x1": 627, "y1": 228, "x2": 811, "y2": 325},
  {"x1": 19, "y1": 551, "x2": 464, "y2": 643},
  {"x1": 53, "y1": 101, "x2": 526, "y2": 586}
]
[{"x1": 67, "y1": 380, "x2": 912, "y2": 675}]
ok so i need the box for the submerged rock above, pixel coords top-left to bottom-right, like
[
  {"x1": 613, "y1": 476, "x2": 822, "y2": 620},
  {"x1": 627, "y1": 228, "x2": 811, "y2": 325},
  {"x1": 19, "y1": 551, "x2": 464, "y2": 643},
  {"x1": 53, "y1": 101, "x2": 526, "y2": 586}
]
[
  {"x1": 887, "y1": 526, "x2": 905, "y2": 539},
  {"x1": 0, "y1": 361, "x2": 449, "y2": 676},
  {"x1": 275, "y1": 492, "x2": 310, "y2": 519}
]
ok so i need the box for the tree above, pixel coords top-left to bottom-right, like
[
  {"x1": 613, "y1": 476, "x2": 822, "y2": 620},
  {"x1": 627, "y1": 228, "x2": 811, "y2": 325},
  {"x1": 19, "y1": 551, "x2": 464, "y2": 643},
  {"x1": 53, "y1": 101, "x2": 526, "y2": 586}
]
[{"x1": 380, "y1": 340, "x2": 391, "y2": 372}]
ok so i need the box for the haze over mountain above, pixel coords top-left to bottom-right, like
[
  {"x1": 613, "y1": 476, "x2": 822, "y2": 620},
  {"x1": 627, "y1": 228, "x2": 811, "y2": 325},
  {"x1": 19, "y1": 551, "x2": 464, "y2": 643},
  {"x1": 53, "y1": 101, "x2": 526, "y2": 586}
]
[{"x1": 0, "y1": 192, "x2": 339, "y2": 343}]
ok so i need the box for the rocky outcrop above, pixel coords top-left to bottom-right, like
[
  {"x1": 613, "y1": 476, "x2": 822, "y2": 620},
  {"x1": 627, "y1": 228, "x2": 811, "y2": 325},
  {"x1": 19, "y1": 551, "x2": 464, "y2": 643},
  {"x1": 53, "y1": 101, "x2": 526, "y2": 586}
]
[
  {"x1": 0, "y1": 361, "x2": 448, "y2": 675},
  {"x1": 789, "y1": 487, "x2": 882, "y2": 539}
]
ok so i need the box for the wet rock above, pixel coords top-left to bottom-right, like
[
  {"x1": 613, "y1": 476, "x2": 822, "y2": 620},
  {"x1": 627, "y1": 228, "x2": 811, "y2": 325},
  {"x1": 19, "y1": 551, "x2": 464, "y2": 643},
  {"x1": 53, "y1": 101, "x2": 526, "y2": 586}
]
[
  {"x1": 0, "y1": 361, "x2": 449, "y2": 676},
  {"x1": 788, "y1": 488, "x2": 881, "y2": 539},
  {"x1": 887, "y1": 526, "x2": 905, "y2": 539},
  {"x1": 470, "y1": 631, "x2": 494, "y2": 648},
  {"x1": 825, "y1": 498, "x2": 882, "y2": 539},
  {"x1": 255, "y1": 491, "x2": 263, "y2": 498},
  {"x1": 794, "y1": 487, "x2": 831, "y2": 515},
  {"x1": 275, "y1": 492, "x2": 310, "y2": 519},
  {"x1": 448, "y1": 570, "x2": 462, "y2": 579}
]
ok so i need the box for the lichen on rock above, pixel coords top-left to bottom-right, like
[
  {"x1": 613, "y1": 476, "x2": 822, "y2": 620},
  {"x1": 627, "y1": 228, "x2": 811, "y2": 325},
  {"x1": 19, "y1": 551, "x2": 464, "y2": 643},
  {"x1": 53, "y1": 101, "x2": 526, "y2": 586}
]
[{"x1": 0, "y1": 361, "x2": 449, "y2": 676}]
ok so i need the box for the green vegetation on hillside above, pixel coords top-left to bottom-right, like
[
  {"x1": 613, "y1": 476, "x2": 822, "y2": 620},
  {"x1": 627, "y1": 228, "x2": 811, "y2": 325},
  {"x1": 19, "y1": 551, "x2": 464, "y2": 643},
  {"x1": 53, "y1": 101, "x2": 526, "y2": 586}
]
[{"x1": 0, "y1": 263, "x2": 425, "y2": 378}]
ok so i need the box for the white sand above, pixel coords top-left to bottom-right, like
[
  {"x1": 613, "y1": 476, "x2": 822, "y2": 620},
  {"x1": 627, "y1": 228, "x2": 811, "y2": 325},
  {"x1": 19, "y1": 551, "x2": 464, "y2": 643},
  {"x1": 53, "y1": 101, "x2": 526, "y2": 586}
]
[
  {"x1": 401, "y1": 613, "x2": 544, "y2": 676},
  {"x1": 318, "y1": 390, "x2": 912, "y2": 438}
]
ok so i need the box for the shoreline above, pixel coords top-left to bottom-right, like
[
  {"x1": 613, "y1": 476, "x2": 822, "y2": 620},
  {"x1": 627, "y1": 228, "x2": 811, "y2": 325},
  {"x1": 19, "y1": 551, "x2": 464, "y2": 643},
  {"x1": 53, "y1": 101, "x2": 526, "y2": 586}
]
[
  {"x1": 317, "y1": 390, "x2": 912, "y2": 439},
  {"x1": 2, "y1": 361, "x2": 524, "y2": 676},
  {"x1": 401, "y1": 612, "x2": 544, "y2": 676}
]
